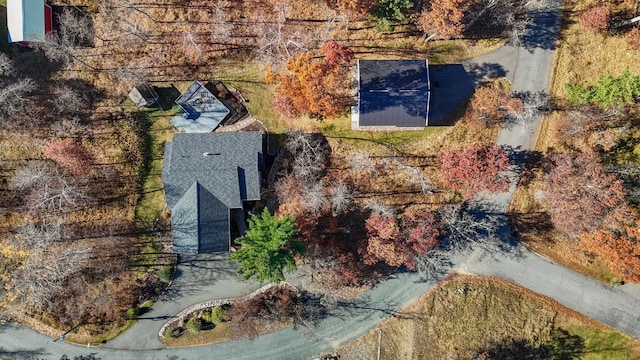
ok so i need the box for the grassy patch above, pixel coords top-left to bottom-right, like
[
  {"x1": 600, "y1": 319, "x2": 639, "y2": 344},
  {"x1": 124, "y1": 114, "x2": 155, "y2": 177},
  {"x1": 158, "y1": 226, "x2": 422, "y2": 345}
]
[
  {"x1": 131, "y1": 95, "x2": 177, "y2": 229},
  {"x1": 213, "y1": 61, "x2": 282, "y2": 128},
  {"x1": 320, "y1": 115, "x2": 445, "y2": 152},
  {"x1": 160, "y1": 315, "x2": 292, "y2": 348},
  {"x1": 336, "y1": 275, "x2": 640, "y2": 359},
  {"x1": 549, "y1": 0, "x2": 640, "y2": 100},
  {"x1": 562, "y1": 321, "x2": 640, "y2": 360},
  {"x1": 161, "y1": 321, "x2": 233, "y2": 348}
]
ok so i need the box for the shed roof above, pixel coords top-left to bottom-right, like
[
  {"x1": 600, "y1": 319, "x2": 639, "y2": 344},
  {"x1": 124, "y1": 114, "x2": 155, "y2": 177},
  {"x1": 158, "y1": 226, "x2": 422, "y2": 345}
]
[
  {"x1": 129, "y1": 84, "x2": 159, "y2": 108},
  {"x1": 7, "y1": 0, "x2": 46, "y2": 43},
  {"x1": 172, "y1": 80, "x2": 235, "y2": 132},
  {"x1": 357, "y1": 60, "x2": 430, "y2": 127}
]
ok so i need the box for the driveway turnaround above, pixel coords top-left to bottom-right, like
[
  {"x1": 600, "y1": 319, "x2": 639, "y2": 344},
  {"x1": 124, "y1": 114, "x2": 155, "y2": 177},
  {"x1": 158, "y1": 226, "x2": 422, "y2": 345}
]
[
  {"x1": 3, "y1": 0, "x2": 640, "y2": 359},
  {"x1": 106, "y1": 253, "x2": 260, "y2": 350}
]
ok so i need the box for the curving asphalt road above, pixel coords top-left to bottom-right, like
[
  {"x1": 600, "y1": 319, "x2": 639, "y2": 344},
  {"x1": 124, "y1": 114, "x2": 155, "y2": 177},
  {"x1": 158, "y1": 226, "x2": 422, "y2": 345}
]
[{"x1": 3, "y1": 1, "x2": 640, "y2": 359}]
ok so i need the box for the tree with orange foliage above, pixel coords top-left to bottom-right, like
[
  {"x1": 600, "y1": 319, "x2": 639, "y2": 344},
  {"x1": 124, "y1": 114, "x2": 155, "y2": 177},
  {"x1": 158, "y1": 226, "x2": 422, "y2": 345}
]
[
  {"x1": 440, "y1": 144, "x2": 510, "y2": 199},
  {"x1": 469, "y1": 86, "x2": 524, "y2": 127},
  {"x1": 417, "y1": 0, "x2": 468, "y2": 40},
  {"x1": 336, "y1": 0, "x2": 376, "y2": 20},
  {"x1": 580, "y1": 222, "x2": 640, "y2": 283},
  {"x1": 273, "y1": 51, "x2": 349, "y2": 118},
  {"x1": 361, "y1": 209, "x2": 441, "y2": 269},
  {"x1": 43, "y1": 139, "x2": 93, "y2": 175}
]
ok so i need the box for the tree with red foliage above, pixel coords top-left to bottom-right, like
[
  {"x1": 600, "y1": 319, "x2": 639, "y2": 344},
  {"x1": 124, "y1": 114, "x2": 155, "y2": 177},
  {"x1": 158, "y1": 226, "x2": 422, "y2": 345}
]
[
  {"x1": 272, "y1": 92, "x2": 302, "y2": 118},
  {"x1": 320, "y1": 41, "x2": 354, "y2": 68},
  {"x1": 402, "y1": 208, "x2": 440, "y2": 270},
  {"x1": 580, "y1": 221, "x2": 640, "y2": 283},
  {"x1": 416, "y1": 0, "x2": 468, "y2": 40},
  {"x1": 361, "y1": 210, "x2": 441, "y2": 269},
  {"x1": 541, "y1": 152, "x2": 634, "y2": 237},
  {"x1": 42, "y1": 139, "x2": 93, "y2": 175},
  {"x1": 361, "y1": 214, "x2": 405, "y2": 267},
  {"x1": 439, "y1": 144, "x2": 510, "y2": 199},
  {"x1": 627, "y1": 27, "x2": 640, "y2": 50},
  {"x1": 579, "y1": 6, "x2": 610, "y2": 32}
]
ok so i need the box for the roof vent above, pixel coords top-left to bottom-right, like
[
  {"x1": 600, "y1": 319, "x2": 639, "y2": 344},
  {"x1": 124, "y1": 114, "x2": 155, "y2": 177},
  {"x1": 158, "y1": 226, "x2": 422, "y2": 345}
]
[{"x1": 203, "y1": 152, "x2": 221, "y2": 156}]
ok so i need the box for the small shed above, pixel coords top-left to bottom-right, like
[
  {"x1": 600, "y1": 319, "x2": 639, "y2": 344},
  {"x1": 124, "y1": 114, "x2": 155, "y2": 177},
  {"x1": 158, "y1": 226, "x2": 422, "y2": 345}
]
[
  {"x1": 129, "y1": 83, "x2": 160, "y2": 108},
  {"x1": 7, "y1": 0, "x2": 52, "y2": 43}
]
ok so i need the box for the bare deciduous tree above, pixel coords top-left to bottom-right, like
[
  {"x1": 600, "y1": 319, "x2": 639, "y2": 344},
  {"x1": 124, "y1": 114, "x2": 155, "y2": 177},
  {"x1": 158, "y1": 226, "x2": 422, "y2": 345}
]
[
  {"x1": 349, "y1": 152, "x2": 377, "y2": 176},
  {"x1": 439, "y1": 204, "x2": 500, "y2": 251},
  {"x1": 399, "y1": 163, "x2": 434, "y2": 194},
  {"x1": 12, "y1": 219, "x2": 93, "y2": 309},
  {"x1": 12, "y1": 162, "x2": 90, "y2": 212},
  {"x1": 52, "y1": 83, "x2": 87, "y2": 114},
  {"x1": 182, "y1": 32, "x2": 203, "y2": 61},
  {"x1": 285, "y1": 130, "x2": 330, "y2": 180},
  {"x1": 365, "y1": 198, "x2": 395, "y2": 217},
  {"x1": 28, "y1": 174, "x2": 88, "y2": 212},
  {"x1": 36, "y1": 8, "x2": 94, "y2": 64},
  {"x1": 304, "y1": 182, "x2": 329, "y2": 214},
  {"x1": 11, "y1": 161, "x2": 49, "y2": 190},
  {"x1": 329, "y1": 182, "x2": 354, "y2": 214},
  {"x1": 0, "y1": 78, "x2": 35, "y2": 116},
  {"x1": 0, "y1": 53, "x2": 14, "y2": 77},
  {"x1": 254, "y1": 1, "x2": 308, "y2": 62},
  {"x1": 211, "y1": 1, "x2": 233, "y2": 41},
  {"x1": 58, "y1": 8, "x2": 94, "y2": 47},
  {"x1": 51, "y1": 117, "x2": 82, "y2": 137}
]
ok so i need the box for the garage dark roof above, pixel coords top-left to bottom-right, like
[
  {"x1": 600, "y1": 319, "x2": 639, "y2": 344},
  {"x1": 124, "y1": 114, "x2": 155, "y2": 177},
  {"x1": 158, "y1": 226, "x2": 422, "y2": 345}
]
[{"x1": 357, "y1": 60, "x2": 430, "y2": 127}]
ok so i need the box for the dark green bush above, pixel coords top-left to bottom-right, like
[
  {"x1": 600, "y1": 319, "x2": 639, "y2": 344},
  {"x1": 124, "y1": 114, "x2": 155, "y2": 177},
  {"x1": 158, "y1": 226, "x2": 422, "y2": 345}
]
[
  {"x1": 126, "y1": 308, "x2": 141, "y2": 320},
  {"x1": 159, "y1": 266, "x2": 174, "y2": 283}
]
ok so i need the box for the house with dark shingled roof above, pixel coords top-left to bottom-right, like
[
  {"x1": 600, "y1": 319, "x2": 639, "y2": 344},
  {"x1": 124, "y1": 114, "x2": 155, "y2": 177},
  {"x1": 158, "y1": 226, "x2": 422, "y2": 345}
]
[
  {"x1": 351, "y1": 59, "x2": 430, "y2": 130},
  {"x1": 162, "y1": 132, "x2": 263, "y2": 253}
]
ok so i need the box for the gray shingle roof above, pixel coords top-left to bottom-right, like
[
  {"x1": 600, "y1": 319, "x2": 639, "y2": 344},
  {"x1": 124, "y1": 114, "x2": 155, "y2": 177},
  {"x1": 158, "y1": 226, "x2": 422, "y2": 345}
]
[
  {"x1": 162, "y1": 132, "x2": 263, "y2": 253},
  {"x1": 357, "y1": 60, "x2": 430, "y2": 127}
]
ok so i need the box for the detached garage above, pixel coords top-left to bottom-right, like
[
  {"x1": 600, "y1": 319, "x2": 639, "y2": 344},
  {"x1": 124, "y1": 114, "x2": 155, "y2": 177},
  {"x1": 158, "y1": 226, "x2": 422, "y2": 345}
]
[{"x1": 352, "y1": 59, "x2": 431, "y2": 131}]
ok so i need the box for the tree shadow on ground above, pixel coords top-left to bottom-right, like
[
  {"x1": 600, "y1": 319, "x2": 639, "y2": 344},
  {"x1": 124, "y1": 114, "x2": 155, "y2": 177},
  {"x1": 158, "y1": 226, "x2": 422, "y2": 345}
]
[
  {"x1": 159, "y1": 253, "x2": 243, "y2": 301},
  {"x1": 519, "y1": 2, "x2": 562, "y2": 52},
  {"x1": 482, "y1": 328, "x2": 585, "y2": 359},
  {"x1": 153, "y1": 84, "x2": 181, "y2": 111},
  {"x1": 463, "y1": 63, "x2": 507, "y2": 87},
  {"x1": 0, "y1": 347, "x2": 49, "y2": 360}
]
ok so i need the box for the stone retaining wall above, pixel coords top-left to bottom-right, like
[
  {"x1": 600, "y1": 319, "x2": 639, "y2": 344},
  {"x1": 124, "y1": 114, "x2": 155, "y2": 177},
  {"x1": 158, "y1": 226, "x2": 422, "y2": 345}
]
[{"x1": 158, "y1": 282, "x2": 299, "y2": 338}]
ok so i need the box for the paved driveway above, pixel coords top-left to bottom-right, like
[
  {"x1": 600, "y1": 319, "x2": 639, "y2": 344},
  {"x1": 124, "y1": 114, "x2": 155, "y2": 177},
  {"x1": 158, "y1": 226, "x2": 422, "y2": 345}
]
[{"x1": 105, "y1": 253, "x2": 260, "y2": 350}]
